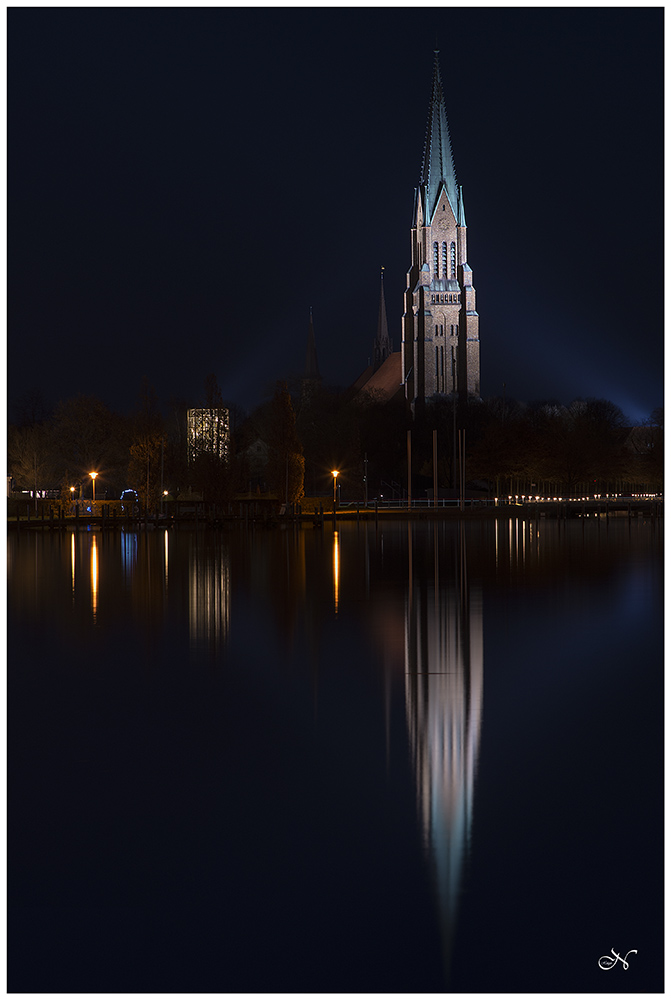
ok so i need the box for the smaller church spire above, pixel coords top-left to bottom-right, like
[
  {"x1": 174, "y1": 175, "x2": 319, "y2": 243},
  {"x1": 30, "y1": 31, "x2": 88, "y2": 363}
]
[
  {"x1": 373, "y1": 268, "x2": 392, "y2": 371},
  {"x1": 458, "y1": 185, "x2": 466, "y2": 227},
  {"x1": 304, "y1": 307, "x2": 321, "y2": 381}
]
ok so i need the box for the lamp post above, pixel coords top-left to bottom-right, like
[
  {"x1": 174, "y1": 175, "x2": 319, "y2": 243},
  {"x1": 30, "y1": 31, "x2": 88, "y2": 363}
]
[
  {"x1": 332, "y1": 470, "x2": 339, "y2": 505},
  {"x1": 90, "y1": 472, "x2": 98, "y2": 504}
]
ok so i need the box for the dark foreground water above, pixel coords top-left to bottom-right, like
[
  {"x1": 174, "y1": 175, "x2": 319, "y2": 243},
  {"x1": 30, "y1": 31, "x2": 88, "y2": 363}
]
[{"x1": 8, "y1": 516, "x2": 664, "y2": 993}]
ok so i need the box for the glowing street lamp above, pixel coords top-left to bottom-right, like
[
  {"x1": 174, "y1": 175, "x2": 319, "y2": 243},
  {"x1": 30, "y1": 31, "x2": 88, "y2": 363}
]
[
  {"x1": 332, "y1": 470, "x2": 339, "y2": 504},
  {"x1": 90, "y1": 471, "x2": 98, "y2": 503}
]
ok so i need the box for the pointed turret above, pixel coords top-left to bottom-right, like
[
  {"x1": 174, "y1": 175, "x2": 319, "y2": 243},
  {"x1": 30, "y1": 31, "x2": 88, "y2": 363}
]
[
  {"x1": 457, "y1": 184, "x2": 468, "y2": 265},
  {"x1": 419, "y1": 51, "x2": 459, "y2": 222},
  {"x1": 304, "y1": 307, "x2": 320, "y2": 381},
  {"x1": 458, "y1": 185, "x2": 466, "y2": 227},
  {"x1": 373, "y1": 268, "x2": 392, "y2": 371}
]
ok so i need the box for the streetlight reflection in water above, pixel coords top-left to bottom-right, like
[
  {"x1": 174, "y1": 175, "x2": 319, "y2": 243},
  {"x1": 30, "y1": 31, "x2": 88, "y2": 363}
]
[
  {"x1": 90, "y1": 534, "x2": 98, "y2": 624},
  {"x1": 70, "y1": 532, "x2": 75, "y2": 601},
  {"x1": 333, "y1": 530, "x2": 340, "y2": 614}
]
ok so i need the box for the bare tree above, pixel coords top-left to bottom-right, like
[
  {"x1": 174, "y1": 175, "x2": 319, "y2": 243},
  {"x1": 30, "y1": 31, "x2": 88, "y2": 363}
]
[{"x1": 7, "y1": 424, "x2": 54, "y2": 496}]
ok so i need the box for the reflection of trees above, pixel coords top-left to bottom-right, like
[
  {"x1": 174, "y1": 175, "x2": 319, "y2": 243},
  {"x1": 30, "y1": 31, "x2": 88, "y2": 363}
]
[
  {"x1": 404, "y1": 524, "x2": 483, "y2": 978},
  {"x1": 246, "y1": 528, "x2": 309, "y2": 649}
]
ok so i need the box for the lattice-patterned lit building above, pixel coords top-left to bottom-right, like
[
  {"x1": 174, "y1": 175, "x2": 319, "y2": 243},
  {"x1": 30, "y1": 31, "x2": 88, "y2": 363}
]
[
  {"x1": 187, "y1": 407, "x2": 230, "y2": 464},
  {"x1": 402, "y1": 52, "x2": 480, "y2": 409}
]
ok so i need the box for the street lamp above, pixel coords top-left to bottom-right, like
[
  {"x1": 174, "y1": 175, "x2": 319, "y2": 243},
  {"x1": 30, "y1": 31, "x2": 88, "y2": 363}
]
[
  {"x1": 332, "y1": 470, "x2": 339, "y2": 504},
  {"x1": 90, "y1": 471, "x2": 98, "y2": 503}
]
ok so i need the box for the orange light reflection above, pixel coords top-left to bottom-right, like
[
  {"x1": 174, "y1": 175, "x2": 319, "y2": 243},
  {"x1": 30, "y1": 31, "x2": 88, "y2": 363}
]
[
  {"x1": 333, "y1": 530, "x2": 340, "y2": 614},
  {"x1": 91, "y1": 534, "x2": 98, "y2": 623}
]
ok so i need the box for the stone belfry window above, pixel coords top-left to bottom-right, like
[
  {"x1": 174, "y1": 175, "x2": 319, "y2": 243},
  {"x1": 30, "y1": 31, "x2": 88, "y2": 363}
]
[
  {"x1": 433, "y1": 242, "x2": 439, "y2": 276},
  {"x1": 441, "y1": 242, "x2": 448, "y2": 277},
  {"x1": 450, "y1": 242, "x2": 456, "y2": 278}
]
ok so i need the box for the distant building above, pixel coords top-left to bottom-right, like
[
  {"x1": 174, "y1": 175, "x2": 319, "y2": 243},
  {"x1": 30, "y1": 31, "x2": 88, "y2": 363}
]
[
  {"x1": 187, "y1": 407, "x2": 230, "y2": 463},
  {"x1": 402, "y1": 52, "x2": 480, "y2": 410},
  {"x1": 240, "y1": 436, "x2": 269, "y2": 491}
]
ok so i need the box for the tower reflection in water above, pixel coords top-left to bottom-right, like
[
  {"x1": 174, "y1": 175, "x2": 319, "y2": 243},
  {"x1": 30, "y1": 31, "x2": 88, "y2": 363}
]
[
  {"x1": 404, "y1": 523, "x2": 483, "y2": 974},
  {"x1": 188, "y1": 536, "x2": 231, "y2": 657}
]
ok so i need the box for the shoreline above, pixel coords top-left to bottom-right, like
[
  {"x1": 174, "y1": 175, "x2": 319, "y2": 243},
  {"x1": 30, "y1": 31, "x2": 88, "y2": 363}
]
[{"x1": 6, "y1": 497, "x2": 663, "y2": 531}]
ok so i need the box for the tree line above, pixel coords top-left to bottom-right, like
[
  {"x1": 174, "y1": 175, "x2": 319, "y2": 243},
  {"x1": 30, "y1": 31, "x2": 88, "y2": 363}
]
[
  {"x1": 291, "y1": 387, "x2": 662, "y2": 500},
  {"x1": 7, "y1": 377, "x2": 663, "y2": 511},
  {"x1": 7, "y1": 377, "x2": 304, "y2": 511}
]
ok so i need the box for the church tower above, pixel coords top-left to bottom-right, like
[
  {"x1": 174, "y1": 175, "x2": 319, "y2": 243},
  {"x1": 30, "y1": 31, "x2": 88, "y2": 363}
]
[
  {"x1": 304, "y1": 307, "x2": 320, "y2": 382},
  {"x1": 301, "y1": 307, "x2": 321, "y2": 401},
  {"x1": 402, "y1": 52, "x2": 480, "y2": 409}
]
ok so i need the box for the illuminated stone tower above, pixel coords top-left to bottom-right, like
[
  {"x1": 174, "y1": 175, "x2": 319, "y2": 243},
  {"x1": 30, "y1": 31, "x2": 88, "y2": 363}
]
[{"x1": 402, "y1": 52, "x2": 480, "y2": 409}]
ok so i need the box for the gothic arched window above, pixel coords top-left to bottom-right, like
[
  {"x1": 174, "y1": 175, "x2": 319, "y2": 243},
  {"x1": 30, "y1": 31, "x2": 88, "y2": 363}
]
[
  {"x1": 441, "y1": 242, "x2": 448, "y2": 277},
  {"x1": 450, "y1": 242, "x2": 456, "y2": 278},
  {"x1": 433, "y1": 242, "x2": 439, "y2": 276}
]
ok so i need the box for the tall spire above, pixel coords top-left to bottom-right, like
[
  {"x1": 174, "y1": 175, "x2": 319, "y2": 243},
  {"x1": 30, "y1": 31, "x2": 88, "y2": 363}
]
[
  {"x1": 420, "y1": 51, "x2": 458, "y2": 222},
  {"x1": 373, "y1": 267, "x2": 391, "y2": 371},
  {"x1": 304, "y1": 307, "x2": 320, "y2": 380}
]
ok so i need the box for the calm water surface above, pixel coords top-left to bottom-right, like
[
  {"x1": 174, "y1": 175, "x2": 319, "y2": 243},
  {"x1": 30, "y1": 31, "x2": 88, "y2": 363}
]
[{"x1": 8, "y1": 516, "x2": 664, "y2": 992}]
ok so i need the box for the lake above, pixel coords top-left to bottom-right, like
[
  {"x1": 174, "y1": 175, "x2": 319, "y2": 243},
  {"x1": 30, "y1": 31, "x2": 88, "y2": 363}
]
[{"x1": 8, "y1": 515, "x2": 664, "y2": 993}]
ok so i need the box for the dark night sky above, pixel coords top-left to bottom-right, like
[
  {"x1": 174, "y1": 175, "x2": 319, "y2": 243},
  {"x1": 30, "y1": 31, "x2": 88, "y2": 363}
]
[{"x1": 8, "y1": 7, "x2": 664, "y2": 424}]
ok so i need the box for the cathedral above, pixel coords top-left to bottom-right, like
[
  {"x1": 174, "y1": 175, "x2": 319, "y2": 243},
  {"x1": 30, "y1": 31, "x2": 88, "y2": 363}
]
[
  {"x1": 402, "y1": 51, "x2": 480, "y2": 409},
  {"x1": 314, "y1": 51, "x2": 480, "y2": 411}
]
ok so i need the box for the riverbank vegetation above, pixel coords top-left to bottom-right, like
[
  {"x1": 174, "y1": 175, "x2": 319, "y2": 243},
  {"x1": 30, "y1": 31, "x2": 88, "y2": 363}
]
[{"x1": 8, "y1": 378, "x2": 663, "y2": 510}]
